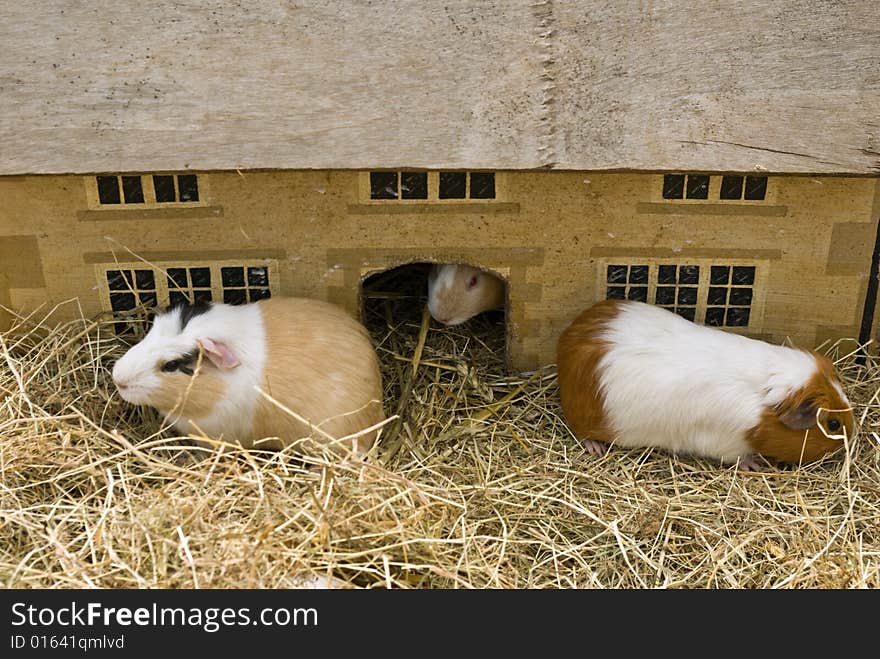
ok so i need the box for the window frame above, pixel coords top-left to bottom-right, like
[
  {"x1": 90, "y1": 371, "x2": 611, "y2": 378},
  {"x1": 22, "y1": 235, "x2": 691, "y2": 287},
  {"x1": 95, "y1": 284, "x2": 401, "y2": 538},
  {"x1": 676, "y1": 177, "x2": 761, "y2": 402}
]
[
  {"x1": 360, "y1": 171, "x2": 502, "y2": 204},
  {"x1": 85, "y1": 173, "x2": 209, "y2": 209},
  {"x1": 96, "y1": 259, "x2": 280, "y2": 331},
  {"x1": 657, "y1": 174, "x2": 771, "y2": 203},
  {"x1": 597, "y1": 257, "x2": 768, "y2": 331}
]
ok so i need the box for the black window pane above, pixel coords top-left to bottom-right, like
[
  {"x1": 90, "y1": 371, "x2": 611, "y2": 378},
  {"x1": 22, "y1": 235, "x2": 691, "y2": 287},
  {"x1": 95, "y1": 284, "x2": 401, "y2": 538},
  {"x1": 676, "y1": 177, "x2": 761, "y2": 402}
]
[
  {"x1": 167, "y1": 268, "x2": 188, "y2": 288},
  {"x1": 247, "y1": 267, "x2": 269, "y2": 287},
  {"x1": 470, "y1": 172, "x2": 496, "y2": 199},
  {"x1": 676, "y1": 307, "x2": 696, "y2": 321},
  {"x1": 677, "y1": 287, "x2": 698, "y2": 305},
  {"x1": 439, "y1": 172, "x2": 466, "y2": 199},
  {"x1": 370, "y1": 172, "x2": 398, "y2": 199},
  {"x1": 135, "y1": 270, "x2": 155, "y2": 289},
  {"x1": 628, "y1": 287, "x2": 648, "y2": 302},
  {"x1": 190, "y1": 268, "x2": 211, "y2": 287},
  {"x1": 705, "y1": 307, "x2": 725, "y2": 326},
  {"x1": 629, "y1": 265, "x2": 649, "y2": 284},
  {"x1": 153, "y1": 175, "x2": 175, "y2": 202},
  {"x1": 250, "y1": 288, "x2": 271, "y2": 301},
  {"x1": 707, "y1": 287, "x2": 728, "y2": 305},
  {"x1": 97, "y1": 176, "x2": 120, "y2": 204},
  {"x1": 744, "y1": 176, "x2": 767, "y2": 200},
  {"x1": 655, "y1": 287, "x2": 676, "y2": 305},
  {"x1": 224, "y1": 289, "x2": 247, "y2": 305},
  {"x1": 657, "y1": 265, "x2": 677, "y2": 284},
  {"x1": 732, "y1": 266, "x2": 756, "y2": 285},
  {"x1": 607, "y1": 265, "x2": 628, "y2": 284},
  {"x1": 193, "y1": 290, "x2": 213, "y2": 304},
  {"x1": 710, "y1": 265, "x2": 730, "y2": 285},
  {"x1": 686, "y1": 175, "x2": 709, "y2": 199},
  {"x1": 178, "y1": 175, "x2": 199, "y2": 202},
  {"x1": 726, "y1": 308, "x2": 751, "y2": 326},
  {"x1": 607, "y1": 286, "x2": 626, "y2": 299},
  {"x1": 720, "y1": 176, "x2": 744, "y2": 200},
  {"x1": 662, "y1": 174, "x2": 684, "y2": 199},
  {"x1": 169, "y1": 291, "x2": 189, "y2": 307},
  {"x1": 122, "y1": 176, "x2": 144, "y2": 203},
  {"x1": 114, "y1": 322, "x2": 134, "y2": 336},
  {"x1": 138, "y1": 292, "x2": 157, "y2": 307},
  {"x1": 400, "y1": 172, "x2": 428, "y2": 199},
  {"x1": 106, "y1": 270, "x2": 131, "y2": 290},
  {"x1": 729, "y1": 288, "x2": 754, "y2": 306},
  {"x1": 110, "y1": 292, "x2": 136, "y2": 311},
  {"x1": 679, "y1": 265, "x2": 699, "y2": 284},
  {"x1": 221, "y1": 267, "x2": 245, "y2": 287}
]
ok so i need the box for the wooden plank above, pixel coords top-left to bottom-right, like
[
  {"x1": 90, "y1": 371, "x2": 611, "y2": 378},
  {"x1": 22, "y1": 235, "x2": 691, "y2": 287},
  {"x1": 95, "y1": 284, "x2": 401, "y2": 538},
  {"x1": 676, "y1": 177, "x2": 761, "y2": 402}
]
[{"x1": 0, "y1": 1, "x2": 877, "y2": 175}]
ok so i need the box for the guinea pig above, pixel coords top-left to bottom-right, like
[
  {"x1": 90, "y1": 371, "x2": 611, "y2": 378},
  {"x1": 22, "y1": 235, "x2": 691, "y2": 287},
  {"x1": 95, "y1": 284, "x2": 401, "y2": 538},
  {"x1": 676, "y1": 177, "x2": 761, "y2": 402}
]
[
  {"x1": 111, "y1": 297, "x2": 385, "y2": 455},
  {"x1": 427, "y1": 263, "x2": 505, "y2": 326},
  {"x1": 556, "y1": 299, "x2": 854, "y2": 470}
]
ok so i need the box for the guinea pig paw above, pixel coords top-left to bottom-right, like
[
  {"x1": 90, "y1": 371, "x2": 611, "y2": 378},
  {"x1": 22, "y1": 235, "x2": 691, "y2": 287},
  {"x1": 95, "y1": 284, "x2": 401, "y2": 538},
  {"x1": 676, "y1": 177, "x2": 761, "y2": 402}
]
[
  {"x1": 736, "y1": 454, "x2": 765, "y2": 472},
  {"x1": 582, "y1": 439, "x2": 609, "y2": 457}
]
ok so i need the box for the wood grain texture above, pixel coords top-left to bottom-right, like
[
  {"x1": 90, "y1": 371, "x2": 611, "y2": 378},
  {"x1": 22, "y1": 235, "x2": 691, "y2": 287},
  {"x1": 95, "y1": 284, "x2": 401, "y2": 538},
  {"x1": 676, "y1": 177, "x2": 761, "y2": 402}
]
[{"x1": 0, "y1": 1, "x2": 877, "y2": 175}]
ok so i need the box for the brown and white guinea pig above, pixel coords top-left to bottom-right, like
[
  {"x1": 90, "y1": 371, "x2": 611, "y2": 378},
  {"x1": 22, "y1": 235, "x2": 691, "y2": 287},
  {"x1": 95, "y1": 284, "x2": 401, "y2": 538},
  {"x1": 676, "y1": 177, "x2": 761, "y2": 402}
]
[
  {"x1": 427, "y1": 263, "x2": 505, "y2": 326},
  {"x1": 111, "y1": 297, "x2": 385, "y2": 455},
  {"x1": 556, "y1": 299, "x2": 854, "y2": 470}
]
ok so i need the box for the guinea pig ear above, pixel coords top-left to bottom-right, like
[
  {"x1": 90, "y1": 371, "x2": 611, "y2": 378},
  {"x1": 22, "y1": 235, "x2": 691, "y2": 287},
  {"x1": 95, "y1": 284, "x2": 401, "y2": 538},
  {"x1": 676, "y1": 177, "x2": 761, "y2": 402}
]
[
  {"x1": 777, "y1": 399, "x2": 818, "y2": 430},
  {"x1": 196, "y1": 337, "x2": 241, "y2": 370}
]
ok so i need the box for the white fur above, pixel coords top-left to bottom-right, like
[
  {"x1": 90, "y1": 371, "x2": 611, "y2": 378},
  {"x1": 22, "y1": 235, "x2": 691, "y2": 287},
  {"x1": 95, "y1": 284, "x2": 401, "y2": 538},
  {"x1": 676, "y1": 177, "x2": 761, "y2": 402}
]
[
  {"x1": 112, "y1": 304, "x2": 267, "y2": 442},
  {"x1": 832, "y1": 380, "x2": 850, "y2": 407},
  {"x1": 430, "y1": 264, "x2": 458, "y2": 294},
  {"x1": 596, "y1": 302, "x2": 820, "y2": 462},
  {"x1": 427, "y1": 264, "x2": 457, "y2": 323}
]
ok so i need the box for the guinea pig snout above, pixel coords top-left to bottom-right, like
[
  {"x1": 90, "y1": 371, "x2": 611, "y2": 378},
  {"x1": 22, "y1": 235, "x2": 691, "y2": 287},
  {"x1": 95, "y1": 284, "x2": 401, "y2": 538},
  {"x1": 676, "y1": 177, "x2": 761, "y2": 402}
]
[
  {"x1": 112, "y1": 373, "x2": 132, "y2": 392},
  {"x1": 112, "y1": 363, "x2": 139, "y2": 399}
]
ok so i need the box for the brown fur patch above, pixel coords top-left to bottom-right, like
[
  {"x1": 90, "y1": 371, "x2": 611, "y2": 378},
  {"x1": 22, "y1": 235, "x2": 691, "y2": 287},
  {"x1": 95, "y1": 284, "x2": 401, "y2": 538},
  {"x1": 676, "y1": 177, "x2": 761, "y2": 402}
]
[
  {"x1": 156, "y1": 354, "x2": 226, "y2": 421},
  {"x1": 747, "y1": 352, "x2": 855, "y2": 463},
  {"x1": 248, "y1": 298, "x2": 385, "y2": 455},
  {"x1": 556, "y1": 299, "x2": 622, "y2": 446}
]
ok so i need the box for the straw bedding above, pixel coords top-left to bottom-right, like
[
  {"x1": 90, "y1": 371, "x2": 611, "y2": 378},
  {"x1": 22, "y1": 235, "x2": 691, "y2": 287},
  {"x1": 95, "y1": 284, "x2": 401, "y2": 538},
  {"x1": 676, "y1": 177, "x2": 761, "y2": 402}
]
[{"x1": 1, "y1": 291, "x2": 878, "y2": 589}]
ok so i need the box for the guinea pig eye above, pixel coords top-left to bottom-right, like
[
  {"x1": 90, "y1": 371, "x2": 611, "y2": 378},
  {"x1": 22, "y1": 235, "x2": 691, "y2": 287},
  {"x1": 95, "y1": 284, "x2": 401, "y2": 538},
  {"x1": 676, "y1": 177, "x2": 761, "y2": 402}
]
[
  {"x1": 467, "y1": 275, "x2": 478, "y2": 289},
  {"x1": 160, "y1": 359, "x2": 180, "y2": 373},
  {"x1": 827, "y1": 418, "x2": 842, "y2": 432}
]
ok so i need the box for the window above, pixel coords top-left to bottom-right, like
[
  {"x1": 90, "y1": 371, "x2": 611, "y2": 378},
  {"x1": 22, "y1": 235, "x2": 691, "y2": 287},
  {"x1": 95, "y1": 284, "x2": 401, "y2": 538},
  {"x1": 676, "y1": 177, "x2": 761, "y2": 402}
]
[
  {"x1": 368, "y1": 171, "x2": 497, "y2": 201},
  {"x1": 655, "y1": 264, "x2": 700, "y2": 321},
  {"x1": 105, "y1": 269, "x2": 158, "y2": 334},
  {"x1": 166, "y1": 267, "x2": 214, "y2": 307},
  {"x1": 369, "y1": 171, "x2": 427, "y2": 200},
  {"x1": 99, "y1": 260, "x2": 278, "y2": 335},
  {"x1": 91, "y1": 174, "x2": 202, "y2": 207},
  {"x1": 601, "y1": 259, "x2": 762, "y2": 329},
  {"x1": 705, "y1": 265, "x2": 755, "y2": 327},
  {"x1": 663, "y1": 173, "x2": 709, "y2": 200},
  {"x1": 438, "y1": 172, "x2": 496, "y2": 199},
  {"x1": 663, "y1": 174, "x2": 768, "y2": 201},
  {"x1": 720, "y1": 175, "x2": 767, "y2": 201},
  {"x1": 153, "y1": 174, "x2": 200, "y2": 203},
  {"x1": 219, "y1": 266, "x2": 272, "y2": 305},
  {"x1": 606, "y1": 264, "x2": 649, "y2": 302},
  {"x1": 743, "y1": 176, "x2": 767, "y2": 200}
]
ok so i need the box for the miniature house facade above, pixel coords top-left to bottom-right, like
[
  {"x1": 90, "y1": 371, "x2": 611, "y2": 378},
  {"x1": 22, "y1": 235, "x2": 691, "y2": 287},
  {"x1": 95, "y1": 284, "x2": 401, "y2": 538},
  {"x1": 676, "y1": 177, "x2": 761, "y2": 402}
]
[
  {"x1": 1, "y1": 170, "x2": 877, "y2": 369},
  {"x1": 1, "y1": 2, "x2": 878, "y2": 370}
]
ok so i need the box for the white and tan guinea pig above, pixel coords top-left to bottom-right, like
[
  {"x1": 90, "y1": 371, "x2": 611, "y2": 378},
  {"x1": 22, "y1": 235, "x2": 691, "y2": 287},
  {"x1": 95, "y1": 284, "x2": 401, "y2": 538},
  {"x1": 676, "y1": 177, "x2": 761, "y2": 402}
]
[
  {"x1": 427, "y1": 263, "x2": 505, "y2": 326},
  {"x1": 112, "y1": 297, "x2": 385, "y2": 455},
  {"x1": 557, "y1": 299, "x2": 854, "y2": 470}
]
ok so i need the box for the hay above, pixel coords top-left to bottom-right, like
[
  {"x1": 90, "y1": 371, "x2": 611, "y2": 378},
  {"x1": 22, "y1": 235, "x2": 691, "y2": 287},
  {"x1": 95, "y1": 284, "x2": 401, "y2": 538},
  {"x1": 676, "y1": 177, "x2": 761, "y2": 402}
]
[{"x1": 1, "y1": 295, "x2": 879, "y2": 589}]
